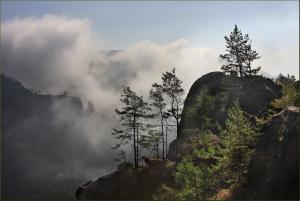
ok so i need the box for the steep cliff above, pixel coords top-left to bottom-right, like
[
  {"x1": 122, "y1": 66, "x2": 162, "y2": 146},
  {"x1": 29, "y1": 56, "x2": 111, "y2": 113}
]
[{"x1": 245, "y1": 106, "x2": 299, "y2": 199}]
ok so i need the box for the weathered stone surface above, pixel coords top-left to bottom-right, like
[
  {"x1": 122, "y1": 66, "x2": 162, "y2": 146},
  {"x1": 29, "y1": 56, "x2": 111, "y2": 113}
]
[{"x1": 245, "y1": 107, "x2": 299, "y2": 200}]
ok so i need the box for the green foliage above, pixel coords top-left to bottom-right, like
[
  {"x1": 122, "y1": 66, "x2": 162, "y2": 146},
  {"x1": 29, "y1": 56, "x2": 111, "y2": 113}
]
[
  {"x1": 220, "y1": 25, "x2": 261, "y2": 77},
  {"x1": 174, "y1": 133, "x2": 219, "y2": 201},
  {"x1": 271, "y1": 74, "x2": 297, "y2": 109},
  {"x1": 153, "y1": 133, "x2": 219, "y2": 201},
  {"x1": 153, "y1": 102, "x2": 259, "y2": 200},
  {"x1": 215, "y1": 100, "x2": 257, "y2": 185}
]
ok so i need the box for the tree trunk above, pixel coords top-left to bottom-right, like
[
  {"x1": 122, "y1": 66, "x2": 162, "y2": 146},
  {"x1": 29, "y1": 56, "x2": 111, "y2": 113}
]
[
  {"x1": 238, "y1": 131, "x2": 241, "y2": 183},
  {"x1": 175, "y1": 98, "x2": 179, "y2": 137},
  {"x1": 136, "y1": 123, "x2": 139, "y2": 168},
  {"x1": 161, "y1": 116, "x2": 165, "y2": 159},
  {"x1": 133, "y1": 116, "x2": 137, "y2": 168},
  {"x1": 165, "y1": 123, "x2": 168, "y2": 155}
]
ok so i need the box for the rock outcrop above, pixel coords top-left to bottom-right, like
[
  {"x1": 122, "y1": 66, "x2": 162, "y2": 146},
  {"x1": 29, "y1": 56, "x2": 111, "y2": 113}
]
[
  {"x1": 168, "y1": 72, "x2": 281, "y2": 160},
  {"x1": 76, "y1": 72, "x2": 298, "y2": 200},
  {"x1": 77, "y1": 159, "x2": 175, "y2": 200},
  {"x1": 244, "y1": 106, "x2": 299, "y2": 199}
]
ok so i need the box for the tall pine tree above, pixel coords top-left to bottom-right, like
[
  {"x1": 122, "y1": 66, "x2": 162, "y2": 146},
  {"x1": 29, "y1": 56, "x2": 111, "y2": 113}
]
[
  {"x1": 243, "y1": 35, "x2": 261, "y2": 76},
  {"x1": 112, "y1": 86, "x2": 151, "y2": 168},
  {"x1": 149, "y1": 83, "x2": 169, "y2": 158},
  {"x1": 161, "y1": 68, "x2": 184, "y2": 136},
  {"x1": 220, "y1": 25, "x2": 261, "y2": 77},
  {"x1": 216, "y1": 100, "x2": 257, "y2": 184}
]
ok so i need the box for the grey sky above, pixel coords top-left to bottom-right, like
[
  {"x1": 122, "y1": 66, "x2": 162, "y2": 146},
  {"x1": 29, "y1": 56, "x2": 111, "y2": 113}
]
[{"x1": 1, "y1": 1, "x2": 298, "y2": 48}]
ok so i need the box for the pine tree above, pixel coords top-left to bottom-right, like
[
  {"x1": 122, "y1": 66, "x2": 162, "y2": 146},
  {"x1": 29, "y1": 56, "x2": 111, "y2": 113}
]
[
  {"x1": 271, "y1": 74, "x2": 297, "y2": 109},
  {"x1": 161, "y1": 68, "x2": 184, "y2": 136},
  {"x1": 153, "y1": 133, "x2": 220, "y2": 201},
  {"x1": 175, "y1": 133, "x2": 218, "y2": 201},
  {"x1": 216, "y1": 100, "x2": 257, "y2": 184},
  {"x1": 220, "y1": 25, "x2": 261, "y2": 77},
  {"x1": 243, "y1": 36, "x2": 261, "y2": 76},
  {"x1": 149, "y1": 83, "x2": 169, "y2": 158},
  {"x1": 112, "y1": 86, "x2": 151, "y2": 168}
]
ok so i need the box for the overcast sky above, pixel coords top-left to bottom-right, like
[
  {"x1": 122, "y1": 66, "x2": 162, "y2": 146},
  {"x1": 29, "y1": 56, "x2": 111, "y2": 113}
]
[{"x1": 1, "y1": 1, "x2": 299, "y2": 77}]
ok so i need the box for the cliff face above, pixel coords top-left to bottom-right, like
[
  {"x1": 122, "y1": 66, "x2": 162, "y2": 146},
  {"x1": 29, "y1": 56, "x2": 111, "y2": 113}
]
[
  {"x1": 76, "y1": 72, "x2": 298, "y2": 200},
  {"x1": 245, "y1": 106, "x2": 299, "y2": 199}
]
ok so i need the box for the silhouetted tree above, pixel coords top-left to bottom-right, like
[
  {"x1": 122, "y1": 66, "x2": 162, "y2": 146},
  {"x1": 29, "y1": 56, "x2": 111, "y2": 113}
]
[
  {"x1": 220, "y1": 25, "x2": 261, "y2": 77},
  {"x1": 161, "y1": 68, "x2": 184, "y2": 136},
  {"x1": 112, "y1": 86, "x2": 151, "y2": 168},
  {"x1": 149, "y1": 83, "x2": 169, "y2": 158},
  {"x1": 243, "y1": 37, "x2": 261, "y2": 76}
]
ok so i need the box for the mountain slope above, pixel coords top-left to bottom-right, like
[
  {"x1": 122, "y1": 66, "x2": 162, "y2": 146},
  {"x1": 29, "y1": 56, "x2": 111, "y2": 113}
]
[{"x1": 1, "y1": 75, "x2": 99, "y2": 199}]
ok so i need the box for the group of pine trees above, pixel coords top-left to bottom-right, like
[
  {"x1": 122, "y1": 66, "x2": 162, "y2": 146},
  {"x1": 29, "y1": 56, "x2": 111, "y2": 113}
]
[{"x1": 112, "y1": 68, "x2": 184, "y2": 168}]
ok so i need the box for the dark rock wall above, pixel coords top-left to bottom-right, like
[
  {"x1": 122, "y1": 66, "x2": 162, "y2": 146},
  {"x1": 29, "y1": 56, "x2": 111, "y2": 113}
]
[
  {"x1": 168, "y1": 72, "x2": 281, "y2": 160},
  {"x1": 246, "y1": 107, "x2": 299, "y2": 200}
]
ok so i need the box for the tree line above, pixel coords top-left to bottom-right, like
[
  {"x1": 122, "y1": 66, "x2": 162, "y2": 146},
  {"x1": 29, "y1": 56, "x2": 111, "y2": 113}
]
[{"x1": 112, "y1": 68, "x2": 184, "y2": 168}]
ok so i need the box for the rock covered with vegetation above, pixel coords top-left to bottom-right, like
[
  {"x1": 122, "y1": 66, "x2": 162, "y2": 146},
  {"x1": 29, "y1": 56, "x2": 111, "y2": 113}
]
[{"x1": 167, "y1": 71, "x2": 281, "y2": 161}]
